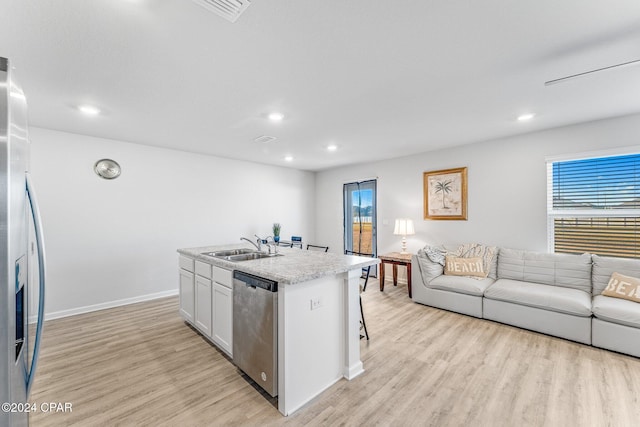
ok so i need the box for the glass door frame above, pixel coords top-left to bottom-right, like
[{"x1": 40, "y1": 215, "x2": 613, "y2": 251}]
[{"x1": 343, "y1": 179, "x2": 377, "y2": 273}]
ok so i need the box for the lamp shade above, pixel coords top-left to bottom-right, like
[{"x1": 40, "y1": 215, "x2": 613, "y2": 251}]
[{"x1": 393, "y1": 218, "x2": 415, "y2": 236}]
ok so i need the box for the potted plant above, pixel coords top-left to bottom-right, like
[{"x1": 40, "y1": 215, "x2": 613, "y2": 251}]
[{"x1": 272, "y1": 223, "x2": 281, "y2": 242}]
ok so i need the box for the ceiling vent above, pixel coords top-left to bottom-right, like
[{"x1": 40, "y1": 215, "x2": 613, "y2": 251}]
[
  {"x1": 192, "y1": 0, "x2": 252, "y2": 23},
  {"x1": 254, "y1": 135, "x2": 276, "y2": 144}
]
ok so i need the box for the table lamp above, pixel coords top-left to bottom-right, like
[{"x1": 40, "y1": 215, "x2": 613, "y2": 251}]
[{"x1": 393, "y1": 218, "x2": 415, "y2": 254}]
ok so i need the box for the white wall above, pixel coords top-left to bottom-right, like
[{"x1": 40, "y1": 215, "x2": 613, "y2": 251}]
[
  {"x1": 31, "y1": 113, "x2": 640, "y2": 316},
  {"x1": 316, "y1": 113, "x2": 640, "y2": 261},
  {"x1": 29, "y1": 127, "x2": 315, "y2": 318}
]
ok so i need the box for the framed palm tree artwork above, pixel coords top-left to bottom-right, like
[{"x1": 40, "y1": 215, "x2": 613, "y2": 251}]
[{"x1": 423, "y1": 167, "x2": 467, "y2": 220}]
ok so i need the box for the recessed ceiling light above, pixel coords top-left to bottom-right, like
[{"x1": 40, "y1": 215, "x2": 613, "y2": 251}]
[
  {"x1": 327, "y1": 144, "x2": 337, "y2": 151},
  {"x1": 517, "y1": 113, "x2": 535, "y2": 122},
  {"x1": 78, "y1": 105, "x2": 101, "y2": 116},
  {"x1": 284, "y1": 155, "x2": 293, "y2": 162},
  {"x1": 268, "y1": 112, "x2": 284, "y2": 122}
]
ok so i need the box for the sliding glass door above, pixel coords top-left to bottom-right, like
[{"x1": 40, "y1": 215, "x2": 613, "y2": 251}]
[{"x1": 344, "y1": 180, "x2": 377, "y2": 260}]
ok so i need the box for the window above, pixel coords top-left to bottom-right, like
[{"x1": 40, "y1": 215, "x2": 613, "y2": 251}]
[{"x1": 547, "y1": 151, "x2": 640, "y2": 258}]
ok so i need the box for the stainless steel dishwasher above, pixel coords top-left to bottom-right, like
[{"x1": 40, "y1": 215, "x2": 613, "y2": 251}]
[{"x1": 232, "y1": 270, "x2": 278, "y2": 397}]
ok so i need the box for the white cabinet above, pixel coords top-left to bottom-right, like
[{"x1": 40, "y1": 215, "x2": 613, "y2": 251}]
[
  {"x1": 195, "y1": 275, "x2": 213, "y2": 337},
  {"x1": 194, "y1": 260, "x2": 213, "y2": 338},
  {"x1": 179, "y1": 268, "x2": 195, "y2": 324},
  {"x1": 179, "y1": 255, "x2": 233, "y2": 356},
  {"x1": 179, "y1": 255, "x2": 195, "y2": 324},
  {"x1": 212, "y1": 282, "x2": 233, "y2": 354},
  {"x1": 211, "y1": 266, "x2": 234, "y2": 356}
]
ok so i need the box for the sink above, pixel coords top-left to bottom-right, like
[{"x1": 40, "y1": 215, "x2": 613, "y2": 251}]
[
  {"x1": 201, "y1": 249, "x2": 283, "y2": 262},
  {"x1": 201, "y1": 248, "x2": 258, "y2": 257},
  {"x1": 224, "y1": 253, "x2": 283, "y2": 262}
]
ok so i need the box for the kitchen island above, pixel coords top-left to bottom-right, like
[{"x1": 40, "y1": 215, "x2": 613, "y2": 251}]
[{"x1": 177, "y1": 244, "x2": 379, "y2": 416}]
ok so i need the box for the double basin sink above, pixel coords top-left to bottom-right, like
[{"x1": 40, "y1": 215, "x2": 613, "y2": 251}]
[{"x1": 201, "y1": 248, "x2": 282, "y2": 262}]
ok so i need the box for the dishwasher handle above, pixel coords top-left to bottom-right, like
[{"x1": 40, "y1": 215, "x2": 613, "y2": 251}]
[{"x1": 233, "y1": 270, "x2": 278, "y2": 292}]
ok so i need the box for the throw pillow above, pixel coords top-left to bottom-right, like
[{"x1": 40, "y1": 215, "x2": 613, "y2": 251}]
[
  {"x1": 450, "y1": 243, "x2": 497, "y2": 279},
  {"x1": 422, "y1": 245, "x2": 446, "y2": 266},
  {"x1": 602, "y1": 272, "x2": 640, "y2": 303},
  {"x1": 444, "y1": 256, "x2": 486, "y2": 278}
]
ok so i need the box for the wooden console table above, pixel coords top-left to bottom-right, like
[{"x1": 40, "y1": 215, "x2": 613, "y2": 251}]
[{"x1": 378, "y1": 252, "x2": 413, "y2": 298}]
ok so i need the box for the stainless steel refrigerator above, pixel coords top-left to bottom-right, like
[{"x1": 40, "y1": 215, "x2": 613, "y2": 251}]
[{"x1": 1, "y1": 57, "x2": 46, "y2": 427}]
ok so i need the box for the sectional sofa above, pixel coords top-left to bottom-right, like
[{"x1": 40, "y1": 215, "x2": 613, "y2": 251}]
[{"x1": 411, "y1": 246, "x2": 640, "y2": 358}]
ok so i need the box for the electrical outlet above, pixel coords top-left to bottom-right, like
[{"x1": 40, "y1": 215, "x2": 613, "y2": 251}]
[{"x1": 310, "y1": 297, "x2": 321, "y2": 310}]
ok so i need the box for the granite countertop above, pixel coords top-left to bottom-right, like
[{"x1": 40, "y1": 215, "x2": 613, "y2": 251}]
[{"x1": 178, "y1": 244, "x2": 380, "y2": 285}]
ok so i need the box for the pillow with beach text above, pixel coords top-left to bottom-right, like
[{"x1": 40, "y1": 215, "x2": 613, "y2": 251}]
[
  {"x1": 602, "y1": 272, "x2": 640, "y2": 303},
  {"x1": 444, "y1": 256, "x2": 486, "y2": 278}
]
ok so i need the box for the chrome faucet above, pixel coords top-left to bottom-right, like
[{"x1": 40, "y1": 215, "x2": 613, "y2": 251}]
[
  {"x1": 265, "y1": 242, "x2": 278, "y2": 255},
  {"x1": 240, "y1": 237, "x2": 261, "y2": 251},
  {"x1": 265, "y1": 235, "x2": 280, "y2": 255}
]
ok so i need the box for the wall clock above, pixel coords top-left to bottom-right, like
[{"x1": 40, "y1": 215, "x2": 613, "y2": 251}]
[{"x1": 94, "y1": 159, "x2": 121, "y2": 180}]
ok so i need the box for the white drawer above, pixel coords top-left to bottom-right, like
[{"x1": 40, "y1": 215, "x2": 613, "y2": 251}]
[
  {"x1": 213, "y1": 266, "x2": 233, "y2": 288},
  {"x1": 179, "y1": 255, "x2": 194, "y2": 272},
  {"x1": 195, "y1": 260, "x2": 212, "y2": 279}
]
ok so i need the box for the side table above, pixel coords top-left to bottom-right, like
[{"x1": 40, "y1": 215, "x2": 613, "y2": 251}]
[{"x1": 378, "y1": 252, "x2": 413, "y2": 298}]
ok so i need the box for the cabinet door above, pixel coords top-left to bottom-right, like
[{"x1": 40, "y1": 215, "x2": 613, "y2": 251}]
[
  {"x1": 195, "y1": 275, "x2": 213, "y2": 337},
  {"x1": 179, "y1": 269, "x2": 195, "y2": 324},
  {"x1": 212, "y1": 282, "x2": 233, "y2": 355}
]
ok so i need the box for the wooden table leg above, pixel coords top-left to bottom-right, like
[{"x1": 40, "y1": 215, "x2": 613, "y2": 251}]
[
  {"x1": 407, "y1": 262, "x2": 412, "y2": 298},
  {"x1": 392, "y1": 264, "x2": 398, "y2": 286},
  {"x1": 379, "y1": 260, "x2": 385, "y2": 291}
]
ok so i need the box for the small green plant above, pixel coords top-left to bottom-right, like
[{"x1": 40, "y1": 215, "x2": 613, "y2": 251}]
[{"x1": 272, "y1": 223, "x2": 281, "y2": 237}]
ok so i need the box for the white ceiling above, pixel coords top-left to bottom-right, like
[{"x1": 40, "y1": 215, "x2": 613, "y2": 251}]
[{"x1": 2, "y1": 1, "x2": 640, "y2": 171}]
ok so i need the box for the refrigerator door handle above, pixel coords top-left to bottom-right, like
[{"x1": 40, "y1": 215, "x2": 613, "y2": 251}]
[{"x1": 25, "y1": 172, "x2": 46, "y2": 396}]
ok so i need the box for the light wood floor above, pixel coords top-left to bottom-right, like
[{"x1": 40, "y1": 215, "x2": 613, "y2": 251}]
[{"x1": 31, "y1": 279, "x2": 640, "y2": 426}]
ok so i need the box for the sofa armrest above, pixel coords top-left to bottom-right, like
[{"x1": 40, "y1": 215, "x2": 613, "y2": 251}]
[{"x1": 413, "y1": 253, "x2": 444, "y2": 285}]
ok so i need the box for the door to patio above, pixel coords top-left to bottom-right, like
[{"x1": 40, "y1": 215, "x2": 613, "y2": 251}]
[{"x1": 343, "y1": 179, "x2": 377, "y2": 264}]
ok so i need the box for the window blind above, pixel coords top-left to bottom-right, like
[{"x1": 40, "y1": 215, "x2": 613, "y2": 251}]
[
  {"x1": 548, "y1": 153, "x2": 640, "y2": 258},
  {"x1": 553, "y1": 154, "x2": 640, "y2": 210}
]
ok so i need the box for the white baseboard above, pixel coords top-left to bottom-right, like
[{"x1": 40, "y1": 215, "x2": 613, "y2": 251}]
[{"x1": 29, "y1": 289, "x2": 179, "y2": 323}]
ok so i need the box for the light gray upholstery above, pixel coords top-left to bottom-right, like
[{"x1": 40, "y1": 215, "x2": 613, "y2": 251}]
[
  {"x1": 592, "y1": 295, "x2": 640, "y2": 328},
  {"x1": 415, "y1": 253, "x2": 444, "y2": 284},
  {"x1": 592, "y1": 318, "x2": 640, "y2": 358},
  {"x1": 590, "y1": 256, "x2": 640, "y2": 357},
  {"x1": 427, "y1": 275, "x2": 495, "y2": 297},
  {"x1": 412, "y1": 246, "x2": 640, "y2": 357},
  {"x1": 592, "y1": 255, "x2": 640, "y2": 295},
  {"x1": 487, "y1": 248, "x2": 499, "y2": 280},
  {"x1": 414, "y1": 286, "x2": 483, "y2": 318},
  {"x1": 417, "y1": 244, "x2": 499, "y2": 280},
  {"x1": 484, "y1": 279, "x2": 592, "y2": 317},
  {"x1": 497, "y1": 249, "x2": 592, "y2": 293},
  {"x1": 412, "y1": 255, "x2": 483, "y2": 318},
  {"x1": 484, "y1": 298, "x2": 592, "y2": 344}
]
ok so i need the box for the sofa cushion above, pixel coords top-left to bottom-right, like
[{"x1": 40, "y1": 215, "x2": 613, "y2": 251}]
[
  {"x1": 421, "y1": 245, "x2": 446, "y2": 265},
  {"x1": 416, "y1": 243, "x2": 496, "y2": 283},
  {"x1": 497, "y1": 249, "x2": 592, "y2": 293},
  {"x1": 427, "y1": 275, "x2": 495, "y2": 297},
  {"x1": 484, "y1": 278, "x2": 592, "y2": 317},
  {"x1": 592, "y1": 295, "x2": 640, "y2": 328},
  {"x1": 444, "y1": 256, "x2": 486, "y2": 278},
  {"x1": 448, "y1": 243, "x2": 498, "y2": 279},
  {"x1": 601, "y1": 272, "x2": 640, "y2": 303},
  {"x1": 592, "y1": 255, "x2": 640, "y2": 295}
]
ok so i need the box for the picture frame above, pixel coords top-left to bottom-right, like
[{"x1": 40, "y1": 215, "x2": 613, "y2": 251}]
[{"x1": 423, "y1": 167, "x2": 467, "y2": 220}]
